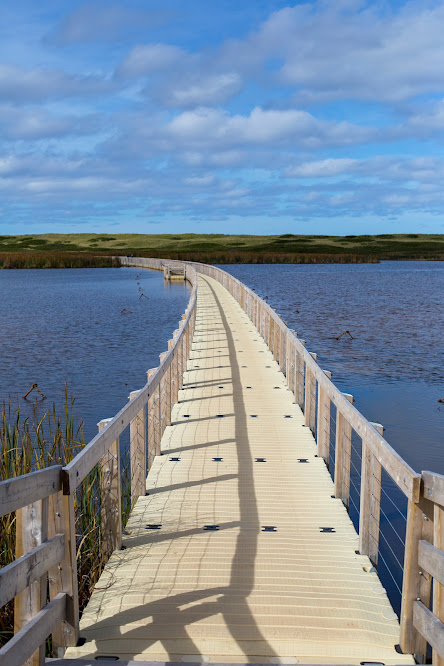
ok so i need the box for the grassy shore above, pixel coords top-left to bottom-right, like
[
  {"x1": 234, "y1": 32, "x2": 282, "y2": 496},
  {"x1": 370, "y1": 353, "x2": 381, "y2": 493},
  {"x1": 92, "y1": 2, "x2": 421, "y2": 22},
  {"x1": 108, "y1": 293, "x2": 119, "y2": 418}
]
[{"x1": 0, "y1": 233, "x2": 443, "y2": 265}]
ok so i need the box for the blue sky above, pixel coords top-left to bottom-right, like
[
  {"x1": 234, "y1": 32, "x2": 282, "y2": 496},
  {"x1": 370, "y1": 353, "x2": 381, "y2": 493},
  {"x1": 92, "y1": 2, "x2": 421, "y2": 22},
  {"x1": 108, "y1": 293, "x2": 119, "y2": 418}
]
[{"x1": 1, "y1": 0, "x2": 444, "y2": 236}]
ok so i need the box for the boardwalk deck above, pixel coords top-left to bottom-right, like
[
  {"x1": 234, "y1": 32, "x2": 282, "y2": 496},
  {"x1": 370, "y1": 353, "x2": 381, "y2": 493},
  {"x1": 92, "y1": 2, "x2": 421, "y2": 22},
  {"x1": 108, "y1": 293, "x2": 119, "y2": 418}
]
[{"x1": 65, "y1": 274, "x2": 413, "y2": 665}]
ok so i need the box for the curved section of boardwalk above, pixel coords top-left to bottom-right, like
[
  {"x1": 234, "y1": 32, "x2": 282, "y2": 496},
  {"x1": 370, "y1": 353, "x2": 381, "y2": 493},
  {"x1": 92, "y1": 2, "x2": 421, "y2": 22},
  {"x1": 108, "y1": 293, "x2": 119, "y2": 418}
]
[{"x1": 66, "y1": 275, "x2": 412, "y2": 664}]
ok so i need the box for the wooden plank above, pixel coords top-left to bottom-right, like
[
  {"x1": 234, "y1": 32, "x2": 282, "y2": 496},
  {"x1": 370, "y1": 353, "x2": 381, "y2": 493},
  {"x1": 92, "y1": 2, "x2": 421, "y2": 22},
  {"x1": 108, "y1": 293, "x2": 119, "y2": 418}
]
[
  {"x1": 423, "y1": 472, "x2": 444, "y2": 508},
  {"x1": 14, "y1": 499, "x2": 48, "y2": 666},
  {"x1": 0, "y1": 467, "x2": 62, "y2": 517},
  {"x1": 147, "y1": 368, "x2": 157, "y2": 468},
  {"x1": 98, "y1": 419, "x2": 122, "y2": 556},
  {"x1": 296, "y1": 341, "x2": 305, "y2": 408},
  {"x1": 334, "y1": 394, "x2": 353, "y2": 506},
  {"x1": 308, "y1": 353, "x2": 317, "y2": 433},
  {"x1": 317, "y1": 370, "x2": 331, "y2": 462},
  {"x1": 129, "y1": 390, "x2": 147, "y2": 504},
  {"x1": 0, "y1": 593, "x2": 67, "y2": 666},
  {"x1": 434, "y1": 505, "x2": 444, "y2": 666},
  {"x1": 0, "y1": 534, "x2": 64, "y2": 609},
  {"x1": 47, "y1": 491, "x2": 79, "y2": 653},
  {"x1": 413, "y1": 601, "x2": 444, "y2": 660},
  {"x1": 400, "y1": 499, "x2": 434, "y2": 659},
  {"x1": 304, "y1": 366, "x2": 313, "y2": 428},
  {"x1": 419, "y1": 539, "x2": 444, "y2": 586}
]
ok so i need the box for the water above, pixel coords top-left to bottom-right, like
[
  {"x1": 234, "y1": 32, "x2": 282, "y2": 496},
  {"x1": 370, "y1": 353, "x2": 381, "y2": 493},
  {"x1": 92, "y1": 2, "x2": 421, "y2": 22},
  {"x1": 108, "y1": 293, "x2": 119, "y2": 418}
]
[{"x1": 0, "y1": 267, "x2": 190, "y2": 443}]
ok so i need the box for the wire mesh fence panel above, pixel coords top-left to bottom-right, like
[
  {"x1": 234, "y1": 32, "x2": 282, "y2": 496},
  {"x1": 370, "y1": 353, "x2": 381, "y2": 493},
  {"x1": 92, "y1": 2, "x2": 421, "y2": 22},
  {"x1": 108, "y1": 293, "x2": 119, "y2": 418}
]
[{"x1": 347, "y1": 430, "x2": 363, "y2": 534}]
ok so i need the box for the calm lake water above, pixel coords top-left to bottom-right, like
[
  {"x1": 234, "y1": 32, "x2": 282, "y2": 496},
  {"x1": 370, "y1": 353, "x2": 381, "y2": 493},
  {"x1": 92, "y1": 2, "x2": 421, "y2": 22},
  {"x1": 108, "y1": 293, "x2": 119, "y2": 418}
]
[{"x1": 0, "y1": 267, "x2": 190, "y2": 443}]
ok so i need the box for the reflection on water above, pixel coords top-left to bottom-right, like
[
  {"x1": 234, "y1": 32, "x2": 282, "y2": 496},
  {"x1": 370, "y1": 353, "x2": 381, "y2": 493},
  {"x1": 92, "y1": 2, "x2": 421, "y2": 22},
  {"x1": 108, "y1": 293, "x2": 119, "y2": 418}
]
[
  {"x1": 220, "y1": 261, "x2": 443, "y2": 474},
  {"x1": 0, "y1": 267, "x2": 190, "y2": 443}
]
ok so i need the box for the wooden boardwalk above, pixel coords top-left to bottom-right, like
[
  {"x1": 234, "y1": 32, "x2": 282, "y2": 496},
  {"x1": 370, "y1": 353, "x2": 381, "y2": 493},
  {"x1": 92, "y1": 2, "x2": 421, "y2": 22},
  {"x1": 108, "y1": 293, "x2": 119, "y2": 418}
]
[{"x1": 64, "y1": 274, "x2": 413, "y2": 664}]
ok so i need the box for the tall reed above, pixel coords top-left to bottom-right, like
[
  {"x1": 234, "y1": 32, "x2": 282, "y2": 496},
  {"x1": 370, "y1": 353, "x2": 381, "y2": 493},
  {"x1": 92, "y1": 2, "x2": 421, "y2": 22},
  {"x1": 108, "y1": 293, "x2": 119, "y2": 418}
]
[
  {"x1": 0, "y1": 387, "x2": 131, "y2": 649},
  {"x1": 0, "y1": 252, "x2": 121, "y2": 269}
]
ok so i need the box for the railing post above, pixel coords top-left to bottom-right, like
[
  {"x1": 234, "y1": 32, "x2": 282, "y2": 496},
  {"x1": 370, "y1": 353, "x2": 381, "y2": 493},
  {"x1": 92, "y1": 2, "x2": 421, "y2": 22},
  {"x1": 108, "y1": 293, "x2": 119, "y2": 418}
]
[
  {"x1": 147, "y1": 368, "x2": 159, "y2": 464},
  {"x1": 97, "y1": 419, "x2": 122, "y2": 555},
  {"x1": 48, "y1": 489, "x2": 79, "y2": 655},
  {"x1": 14, "y1": 500, "x2": 48, "y2": 666},
  {"x1": 304, "y1": 353, "x2": 317, "y2": 433},
  {"x1": 173, "y1": 329, "x2": 180, "y2": 401},
  {"x1": 273, "y1": 313, "x2": 278, "y2": 360},
  {"x1": 433, "y1": 503, "x2": 444, "y2": 666},
  {"x1": 128, "y1": 390, "x2": 146, "y2": 504},
  {"x1": 295, "y1": 341, "x2": 305, "y2": 408},
  {"x1": 317, "y1": 370, "x2": 332, "y2": 462},
  {"x1": 169, "y1": 338, "x2": 177, "y2": 409},
  {"x1": 286, "y1": 331, "x2": 294, "y2": 387},
  {"x1": 280, "y1": 324, "x2": 285, "y2": 371},
  {"x1": 155, "y1": 378, "x2": 162, "y2": 456},
  {"x1": 359, "y1": 423, "x2": 383, "y2": 566},
  {"x1": 334, "y1": 393, "x2": 354, "y2": 506},
  {"x1": 159, "y1": 351, "x2": 168, "y2": 439},
  {"x1": 400, "y1": 499, "x2": 433, "y2": 661}
]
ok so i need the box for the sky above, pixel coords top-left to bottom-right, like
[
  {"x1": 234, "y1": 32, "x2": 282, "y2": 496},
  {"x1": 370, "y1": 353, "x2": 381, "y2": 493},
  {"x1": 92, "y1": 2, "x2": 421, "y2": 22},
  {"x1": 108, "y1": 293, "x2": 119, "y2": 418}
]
[{"x1": 1, "y1": 0, "x2": 444, "y2": 236}]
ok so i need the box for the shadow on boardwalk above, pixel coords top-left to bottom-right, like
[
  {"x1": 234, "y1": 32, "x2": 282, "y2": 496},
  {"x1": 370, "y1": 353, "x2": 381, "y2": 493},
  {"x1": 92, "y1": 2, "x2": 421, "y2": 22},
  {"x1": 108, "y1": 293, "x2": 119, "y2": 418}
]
[{"x1": 86, "y1": 279, "x2": 278, "y2": 662}]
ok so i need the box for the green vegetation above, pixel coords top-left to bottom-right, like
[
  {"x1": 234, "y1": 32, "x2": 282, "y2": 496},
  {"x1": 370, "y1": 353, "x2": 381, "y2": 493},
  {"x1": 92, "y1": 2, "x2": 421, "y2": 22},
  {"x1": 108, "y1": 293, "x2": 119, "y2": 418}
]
[
  {"x1": 0, "y1": 251, "x2": 120, "y2": 269},
  {"x1": 0, "y1": 389, "x2": 133, "y2": 649},
  {"x1": 0, "y1": 233, "x2": 443, "y2": 265}
]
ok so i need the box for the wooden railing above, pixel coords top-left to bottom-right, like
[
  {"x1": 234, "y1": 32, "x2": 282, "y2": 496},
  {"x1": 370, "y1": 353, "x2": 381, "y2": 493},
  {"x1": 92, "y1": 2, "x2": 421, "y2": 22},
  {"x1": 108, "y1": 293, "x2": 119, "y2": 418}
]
[{"x1": 0, "y1": 257, "x2": 442, "y2": 665}]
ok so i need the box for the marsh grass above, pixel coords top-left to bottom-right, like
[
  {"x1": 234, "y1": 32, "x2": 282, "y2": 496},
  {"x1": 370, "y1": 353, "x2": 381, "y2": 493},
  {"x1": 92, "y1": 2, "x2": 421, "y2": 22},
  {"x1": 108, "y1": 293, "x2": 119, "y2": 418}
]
[
  {"x1": 149, "y1": 250, "x2": 381, "y2": 264},
  {"x1": 0, "y1": 251, "x2": 120, "y2": 269},
  {"x1": 0, "y1": 387, "x2": 132, "y2": 649}
]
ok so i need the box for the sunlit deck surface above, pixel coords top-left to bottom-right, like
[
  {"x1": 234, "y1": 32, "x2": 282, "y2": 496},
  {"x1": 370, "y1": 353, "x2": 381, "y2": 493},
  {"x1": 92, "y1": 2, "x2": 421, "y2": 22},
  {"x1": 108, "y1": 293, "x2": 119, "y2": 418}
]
[{"x1": 65, "y1": 275, "x2": 412, "y2": 665}]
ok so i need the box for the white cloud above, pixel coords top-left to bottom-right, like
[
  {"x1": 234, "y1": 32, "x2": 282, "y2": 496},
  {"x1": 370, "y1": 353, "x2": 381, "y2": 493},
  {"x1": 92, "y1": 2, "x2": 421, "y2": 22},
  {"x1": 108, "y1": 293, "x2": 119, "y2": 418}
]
[
  {"x1": 0, "y1": 64, "x2": 111, "y2": 102},
  {"x1": 218, "y1": 2, "x2": 444, "y2": 103},
  {"x1": 165, "y1": 106, "x2": 373, "y2": 148},
  {"x1": 0, "y1": 105, "x2": 101, "y2": 140},
  {"x1": 160, "y1": 72, "x2": 242, "y2": 107},
  {"x1": 117, "y1": 44, "x2": 186, "y2": 77},
  {"x1": 184, "y1": 174, "x2": 215, "y2": 186},
  {"x1": 48, "y1": 4, "x2": 170, "y2": 44},
  {"x1": 286, "y1": 158, "x2": 358, "y2": 178}
]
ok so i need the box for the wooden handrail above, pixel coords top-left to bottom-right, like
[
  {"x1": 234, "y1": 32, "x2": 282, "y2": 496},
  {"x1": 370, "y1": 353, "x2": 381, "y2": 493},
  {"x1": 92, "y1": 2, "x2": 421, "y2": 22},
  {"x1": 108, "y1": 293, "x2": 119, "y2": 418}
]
[
  {"x1": 0, "y1": 593, "x2": 67, "y2": 666},
  {"x1": 0, "y1": 466, "x2": 62, "y2": 516},
  {"x1": 0, "y1": 534, "x2": 65, "y2": 609}
]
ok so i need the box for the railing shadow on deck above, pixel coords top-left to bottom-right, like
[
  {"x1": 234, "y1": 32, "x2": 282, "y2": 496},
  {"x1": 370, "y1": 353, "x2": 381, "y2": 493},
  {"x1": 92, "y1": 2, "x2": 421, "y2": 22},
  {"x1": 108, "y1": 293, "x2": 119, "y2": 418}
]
[{"x1": 0, "y1": 256, "x2": 443, "y2": 666}]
